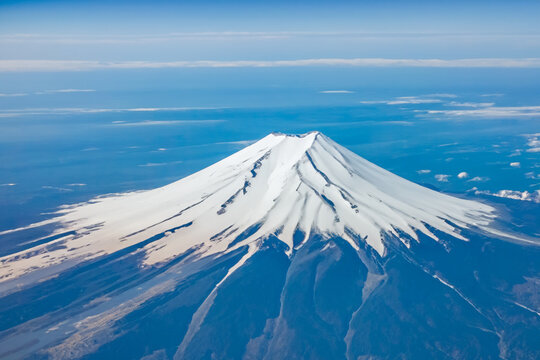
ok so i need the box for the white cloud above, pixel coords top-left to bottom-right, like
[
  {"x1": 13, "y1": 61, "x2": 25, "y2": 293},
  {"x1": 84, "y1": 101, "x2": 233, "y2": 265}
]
[
  {"x1": 42, "y1": 185, "x2": 73, "y2": 192},
  {"x1": 423, "y1": 93, "x2": 457, "y2": 98},
  {"x1": 435, "y1": 174, "x2": 450, "y2": 182},
  {"x1": 510, "y1": 162, "x2": 521, "y2": 168},
  {"x1": 422, "y1": 105, "x2": 540, "y2": 118},
  {"x1": 361, "y1": 94, "x2": 455, "y2": 106},
  {"x1": 457, "y1": 172, "x2": 469, "y2": 179},
  {"x1": 445, "y1": 101, "x2": 494, "y2": 107},
  {"x1": 34, "y1": 89, "x2": 95, "y2": 94},
  {"x1": 319, "y1": 90, "x2": 355, "y2": 94},
  {"x1": 0, "y1": 92, "x2": 27, "y2": 97},
  {"x1": 437, "y1": 142, "x2": 459, "y2": 147},
  {"x1": 361, "y1": 96, "x2": 443, "y2": 105},
  {"x1": 303, "y1": 120, "x2": 413, "y2": 127},
  {"x1": 214, "y1": 140, "x2": 257, "y2": 146},
  {"x1": 125, "y1": 107, "x2": 217, "y2": 112},
  {"x1": 524, "y1": 133, "x2": 540, "y2": 152},
  {"x1": 2, "y1": 58, "x2": 540, "y2": 72},
  {"x1": 0, "y1": 106, "x2": 223, "y2": 118},
  {"x1": 0, "y1": 183, "x2": 16, "y2": 186},
  {"x1": 389, "y1": 97, "x2": 443, "y2": 105},
  {"x1": 109, "y1": 120, "x2": 224, "y2": 127},
  {"x1": 417, "y1": 169, "x2": 431, "y2": 174},
  {"x1": 138, "y1": 160, "x2": 183, "y2": 167},
  {"x1": 1, "y1": 89, "x2": 95, "y2": 96},
  {"x1": 475, "y1": 189, "x2": 540, "y2": 203},
  {"x1": 468, "y1": 176, "x2": 490, "y2": 182}
]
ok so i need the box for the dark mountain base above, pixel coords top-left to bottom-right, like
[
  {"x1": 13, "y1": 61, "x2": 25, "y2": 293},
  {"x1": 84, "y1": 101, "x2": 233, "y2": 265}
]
[{"x1": 1, "y1": 228, "x2": 538, "y2": 359}]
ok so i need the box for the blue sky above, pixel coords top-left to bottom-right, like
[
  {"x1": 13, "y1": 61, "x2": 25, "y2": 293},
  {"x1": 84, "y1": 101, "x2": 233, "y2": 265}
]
[{"x1": 1, "y1": 0, "x2": 540, "y2": 68}]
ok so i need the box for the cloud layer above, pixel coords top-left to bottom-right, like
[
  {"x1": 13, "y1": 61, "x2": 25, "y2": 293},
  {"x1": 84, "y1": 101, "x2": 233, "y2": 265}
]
[
  {"x1": 319, "y1": 90, "x2": 355, "y2": 94},
  {"x1": 0, "y1": 106, "x2": 223, "y2": 118},
  {"x1": 423, "y1": 106, "x2": 540, "y2": 118},
  {"x1": 0, "y1": 89, "x2": 95, "y2": 97},
  {"x1": 525, "y1": 133, "x2": 540, "y2": 152},
  {"x1": 475, "y1": 189, "x2": 540, "y2": 203},
  {"x1": 109, "y1": 120, "x2": 224, "y2": 127},
  {"x1": 2, "y1": 58, "x2": 540, "y2": 72}
]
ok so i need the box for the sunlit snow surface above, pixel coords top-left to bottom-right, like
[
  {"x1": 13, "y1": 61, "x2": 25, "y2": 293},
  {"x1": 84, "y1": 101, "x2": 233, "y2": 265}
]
[{"x1": 0, "y1": 132, "x2": 499, "y2": 289}]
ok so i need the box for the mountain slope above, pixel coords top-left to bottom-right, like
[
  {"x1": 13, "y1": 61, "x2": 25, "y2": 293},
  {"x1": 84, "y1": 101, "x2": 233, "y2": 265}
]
[{"x1": 0, "y1": 132, "x2": 538, "y2": 360}]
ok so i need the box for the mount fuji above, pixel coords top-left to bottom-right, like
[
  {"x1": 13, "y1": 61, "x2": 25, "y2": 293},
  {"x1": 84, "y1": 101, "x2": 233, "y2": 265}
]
[{"x1": 0, "y1": 132, "x2": 538, "y2": 359}]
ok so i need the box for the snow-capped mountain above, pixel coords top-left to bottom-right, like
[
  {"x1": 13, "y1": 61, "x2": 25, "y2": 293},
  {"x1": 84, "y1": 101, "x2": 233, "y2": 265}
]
[
  {"x1": 0, "y1": 132, "x2": 538, "y2": 360},
  {"x1": 0, "y1": 132, "x2": 497, "y2": 286}
]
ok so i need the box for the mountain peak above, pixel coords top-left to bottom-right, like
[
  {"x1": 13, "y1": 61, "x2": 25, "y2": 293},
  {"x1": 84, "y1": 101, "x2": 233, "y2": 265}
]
[
  {"x1": 270, "y1": 130, "x2": 322, "y2": 138},
  {"x1": 0, "y1": 131, "x2": 499, "y2": 289}
]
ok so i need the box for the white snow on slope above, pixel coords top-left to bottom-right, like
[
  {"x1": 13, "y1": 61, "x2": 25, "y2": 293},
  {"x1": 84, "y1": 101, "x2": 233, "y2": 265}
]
[{"x1": 0, "y1": 132, "x2": 498, "y2": 284}]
